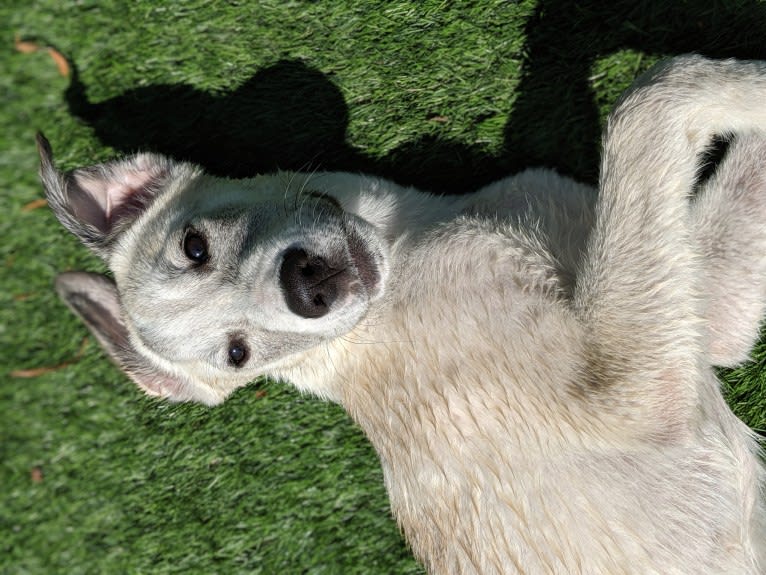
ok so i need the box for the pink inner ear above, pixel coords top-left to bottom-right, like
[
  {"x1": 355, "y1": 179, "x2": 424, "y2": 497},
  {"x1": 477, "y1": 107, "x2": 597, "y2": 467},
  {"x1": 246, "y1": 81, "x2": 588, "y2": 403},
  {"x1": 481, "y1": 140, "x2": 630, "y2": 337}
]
[
  {"x1": 71, "y1": 156, "x2": 168, "y2": 234},
  {"x1": 105, "y1": 168, "x2": 162, "y2": 221}
]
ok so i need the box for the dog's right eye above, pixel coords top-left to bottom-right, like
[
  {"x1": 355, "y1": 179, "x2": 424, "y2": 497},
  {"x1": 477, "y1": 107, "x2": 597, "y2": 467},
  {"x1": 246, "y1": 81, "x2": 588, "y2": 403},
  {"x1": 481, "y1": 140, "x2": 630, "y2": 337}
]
[{"x1": 183, "y1": 230, "x2": 209, "y2": 264}]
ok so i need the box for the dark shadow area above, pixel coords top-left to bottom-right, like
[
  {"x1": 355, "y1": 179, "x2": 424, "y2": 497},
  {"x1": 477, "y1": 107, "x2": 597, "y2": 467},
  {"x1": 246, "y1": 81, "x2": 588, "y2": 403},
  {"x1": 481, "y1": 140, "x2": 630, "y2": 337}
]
[
  {"x1": 65, "y1": 0, "x2": 766, "y2": 193},
  {"x1": 66, "y1": 60, "x2": 370, "y2": 179},
  {"x1": 504, "y1": 0, "x2": 766, "y2": 185}
]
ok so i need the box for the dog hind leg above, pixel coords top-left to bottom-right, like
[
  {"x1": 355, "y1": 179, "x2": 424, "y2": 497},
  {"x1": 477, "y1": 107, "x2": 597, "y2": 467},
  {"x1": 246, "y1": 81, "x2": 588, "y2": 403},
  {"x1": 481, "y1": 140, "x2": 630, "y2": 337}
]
[
  {"x1": 574, "y1": 56, "x2": 766, "y2": 431},
  {"x1": 692, "y1": 134, "x2": 766, "y2": 367}
]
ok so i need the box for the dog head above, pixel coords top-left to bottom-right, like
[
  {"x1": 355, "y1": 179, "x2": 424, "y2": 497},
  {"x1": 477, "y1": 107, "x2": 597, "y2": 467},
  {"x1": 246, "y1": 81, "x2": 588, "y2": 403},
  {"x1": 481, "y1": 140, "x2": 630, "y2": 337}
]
[{"x1": 38, "y1": 134, "x2": 389, "y2": 405}]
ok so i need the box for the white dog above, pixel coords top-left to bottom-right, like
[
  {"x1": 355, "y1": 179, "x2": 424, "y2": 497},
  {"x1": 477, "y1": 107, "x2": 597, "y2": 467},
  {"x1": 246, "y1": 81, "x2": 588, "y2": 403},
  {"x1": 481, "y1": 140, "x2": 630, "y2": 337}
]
[{"x1": 40, "y1": 55, "x2": 766, "y2": 573}]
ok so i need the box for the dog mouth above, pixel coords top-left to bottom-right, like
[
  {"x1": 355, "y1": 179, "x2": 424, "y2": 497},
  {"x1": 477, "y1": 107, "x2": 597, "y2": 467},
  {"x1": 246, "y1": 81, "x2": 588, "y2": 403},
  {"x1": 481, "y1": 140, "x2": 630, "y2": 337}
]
[{"x1": 278, "y1": 223, "x2": 382, "y2": 320}]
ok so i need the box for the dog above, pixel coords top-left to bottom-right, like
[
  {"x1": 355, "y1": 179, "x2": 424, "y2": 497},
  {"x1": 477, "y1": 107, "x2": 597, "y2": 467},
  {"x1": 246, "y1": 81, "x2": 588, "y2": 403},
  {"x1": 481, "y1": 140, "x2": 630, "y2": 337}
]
[{"x1": 40, "y1": 55, "x2": 766, "y2": 573}]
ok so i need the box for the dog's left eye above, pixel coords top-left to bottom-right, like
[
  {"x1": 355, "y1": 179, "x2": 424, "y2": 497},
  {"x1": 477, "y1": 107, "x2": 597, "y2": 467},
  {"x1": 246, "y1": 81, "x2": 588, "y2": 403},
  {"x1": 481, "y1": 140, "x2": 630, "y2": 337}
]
[
  {"x1": 228, "y1": 339, "x2": 249, "y2": 368},
  {"x1": 183, "y1": 230, "x2": 209, "y2": 264}
]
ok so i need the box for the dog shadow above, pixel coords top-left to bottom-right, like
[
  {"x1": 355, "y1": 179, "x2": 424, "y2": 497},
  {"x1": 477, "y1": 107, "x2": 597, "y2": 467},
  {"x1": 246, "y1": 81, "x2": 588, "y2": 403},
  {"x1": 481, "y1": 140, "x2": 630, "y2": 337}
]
[{"x1": 65, "y1": 0, "x2": 766, "y2": 194}]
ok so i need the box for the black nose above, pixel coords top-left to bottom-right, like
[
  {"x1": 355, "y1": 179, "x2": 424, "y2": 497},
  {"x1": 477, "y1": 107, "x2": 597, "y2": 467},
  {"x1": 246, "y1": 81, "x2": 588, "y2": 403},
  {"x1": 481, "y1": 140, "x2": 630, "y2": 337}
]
[{"x1": 279, "y1": 248, "x2": 349, "y2": 318}]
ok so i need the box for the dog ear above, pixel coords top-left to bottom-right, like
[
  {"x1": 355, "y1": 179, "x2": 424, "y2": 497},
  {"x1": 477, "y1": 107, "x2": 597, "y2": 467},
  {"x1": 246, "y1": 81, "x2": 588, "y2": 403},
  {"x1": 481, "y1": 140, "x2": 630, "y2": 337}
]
[
  {"x1": 37, "y1": 133, "x2": 173, "y2": 258},
  {"x1": 55, "y1": 271, "x2": 191, "y2": 401}
]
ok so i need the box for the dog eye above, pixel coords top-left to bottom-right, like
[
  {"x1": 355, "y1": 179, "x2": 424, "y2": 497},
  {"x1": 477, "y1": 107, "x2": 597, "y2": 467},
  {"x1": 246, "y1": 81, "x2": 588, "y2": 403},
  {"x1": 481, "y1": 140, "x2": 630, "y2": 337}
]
[
  {"x1": 228, "y1": 339, "x2": 249, "y2": 368},
  {"x1": 183, "y1": 230, "x2": 209, "y2": 264}
]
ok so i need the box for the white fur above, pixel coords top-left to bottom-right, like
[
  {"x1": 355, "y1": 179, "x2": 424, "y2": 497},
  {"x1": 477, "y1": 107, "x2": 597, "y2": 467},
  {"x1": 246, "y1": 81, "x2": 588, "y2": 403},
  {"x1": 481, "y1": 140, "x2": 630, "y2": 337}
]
[{"x1": 42, "y1": 56, "x2": 766, "y2": 573}]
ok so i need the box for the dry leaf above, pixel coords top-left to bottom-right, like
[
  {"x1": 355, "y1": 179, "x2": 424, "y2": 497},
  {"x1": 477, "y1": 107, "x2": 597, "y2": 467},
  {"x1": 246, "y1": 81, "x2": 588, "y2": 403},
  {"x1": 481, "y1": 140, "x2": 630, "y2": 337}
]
[
  {"x1": 30, "y1": 467, "x2": 44, "y2": 483},
  {"x1": 22, "y1": 198, "x2": 47, "y2": 212},
  {"x1": 14, "y1": 34, "x2": 70, "y2": 77},
  {"x1": 10, "y1": 337, "x2": 89, "y2": 378},
  {"x1": 14, "y1": 34, "x2": 40, "y2": 54},
  {"x1": 10, "y1": 366, "x2": 66, "y2": 378},
  {"x1": 47, "y1": 47, "x2": 71, "y2": 77}
]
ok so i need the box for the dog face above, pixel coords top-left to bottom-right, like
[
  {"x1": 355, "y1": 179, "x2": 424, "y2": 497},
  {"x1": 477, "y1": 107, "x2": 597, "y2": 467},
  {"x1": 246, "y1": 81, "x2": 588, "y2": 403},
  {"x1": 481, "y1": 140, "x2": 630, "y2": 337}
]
[{"x1": 38, "y1": 134, "x2": 388, "y2": 405}]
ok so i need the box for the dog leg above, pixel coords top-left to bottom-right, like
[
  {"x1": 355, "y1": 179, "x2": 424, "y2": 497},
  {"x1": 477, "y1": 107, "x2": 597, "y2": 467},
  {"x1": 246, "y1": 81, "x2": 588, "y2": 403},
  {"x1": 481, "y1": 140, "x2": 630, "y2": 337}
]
[
  {"x1": 574, "y1": 56, "x2": 766, "y2": 429},
  {"x1": 692, "y1": 134, "x2": 766, "y2": 367}
]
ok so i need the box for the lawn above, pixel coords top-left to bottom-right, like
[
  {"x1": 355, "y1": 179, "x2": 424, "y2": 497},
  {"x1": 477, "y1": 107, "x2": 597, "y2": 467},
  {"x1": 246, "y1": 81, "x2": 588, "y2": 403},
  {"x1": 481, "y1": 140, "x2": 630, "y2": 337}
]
[{"x1": 3, "y1": 1, "x2": 766, "y2": 573}]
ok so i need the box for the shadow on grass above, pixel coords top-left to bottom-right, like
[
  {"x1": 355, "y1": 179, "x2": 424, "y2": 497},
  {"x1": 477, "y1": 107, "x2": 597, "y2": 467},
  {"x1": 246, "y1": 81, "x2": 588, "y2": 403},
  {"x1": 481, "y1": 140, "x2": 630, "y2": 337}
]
[
  {"x1": 505, "y1": 0, "x2": 766, "y2": 185},
  {"x1": 65, "y1": 0, "x2": 766, "y2": 193}
]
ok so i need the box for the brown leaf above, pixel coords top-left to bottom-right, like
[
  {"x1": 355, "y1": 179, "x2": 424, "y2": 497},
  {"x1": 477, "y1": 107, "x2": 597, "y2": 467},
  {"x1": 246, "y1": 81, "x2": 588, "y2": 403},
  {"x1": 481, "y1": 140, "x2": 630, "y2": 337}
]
[
  {"x1": 14, "y1": 34, "x2": 40, "y2": 54},
  {"x1": 10, "y1": 365, "x2": 68, "y2": 378},
  {"x1": 9, "y1": 337, "x2": 89, "y2": 378},
  {"x1": 22, "y1": 198, "x2": 47, "y2": 212},
  {"x1": 14, "y1": 35, "x2": 70, "y2": 77},
  {"x1": 47, "y1": 47, "x2": 71, "y2": 77},
  {"x1": 30, "y1": 466, "x2": 44, "y2": 483}
]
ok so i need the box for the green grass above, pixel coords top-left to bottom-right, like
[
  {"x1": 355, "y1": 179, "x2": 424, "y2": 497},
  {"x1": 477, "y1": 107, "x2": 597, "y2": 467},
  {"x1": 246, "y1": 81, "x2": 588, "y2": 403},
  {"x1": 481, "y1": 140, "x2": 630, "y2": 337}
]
[{"x1": 3, "y1": 1, "x2": 766, "y2": 573}]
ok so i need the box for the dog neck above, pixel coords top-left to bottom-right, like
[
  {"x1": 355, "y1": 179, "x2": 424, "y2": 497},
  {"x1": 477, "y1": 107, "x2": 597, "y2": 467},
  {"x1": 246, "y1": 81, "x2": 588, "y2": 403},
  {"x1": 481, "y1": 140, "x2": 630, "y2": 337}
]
[{"x1": 272, "y1": 220, "x2": 617, "y2": 572}]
